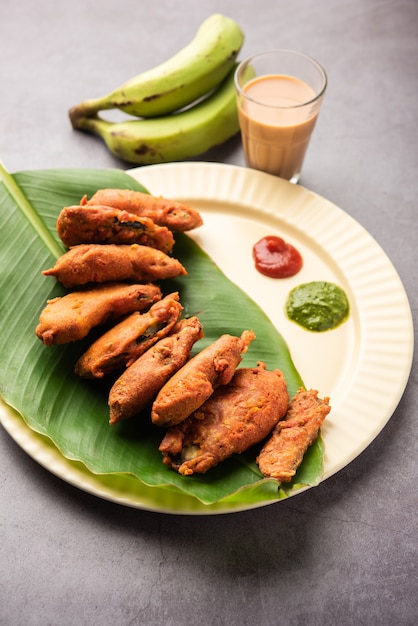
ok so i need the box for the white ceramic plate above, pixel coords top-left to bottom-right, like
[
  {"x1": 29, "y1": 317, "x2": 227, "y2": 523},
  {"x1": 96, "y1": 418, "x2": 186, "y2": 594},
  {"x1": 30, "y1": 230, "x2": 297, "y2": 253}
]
[{"x1": 0, "y1": 163, "x2": 413, "y2": 514}]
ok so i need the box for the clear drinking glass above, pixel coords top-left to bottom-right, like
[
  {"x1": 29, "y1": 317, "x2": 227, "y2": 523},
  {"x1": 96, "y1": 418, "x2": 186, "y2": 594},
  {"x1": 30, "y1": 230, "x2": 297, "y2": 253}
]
[{"x1": 235, "y1": 49, "x2": 327, "y2": 183}]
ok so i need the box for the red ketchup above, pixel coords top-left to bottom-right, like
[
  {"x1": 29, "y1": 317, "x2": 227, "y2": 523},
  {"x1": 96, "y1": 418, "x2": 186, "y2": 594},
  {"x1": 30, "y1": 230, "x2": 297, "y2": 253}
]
[{"x1": 253, "y1": 236, "x2": 303, "y2": 278}]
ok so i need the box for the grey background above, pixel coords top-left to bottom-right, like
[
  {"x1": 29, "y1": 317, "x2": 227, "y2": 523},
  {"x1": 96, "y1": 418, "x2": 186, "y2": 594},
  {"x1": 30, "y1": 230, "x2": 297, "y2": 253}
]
[{"x1": 1, "y1": 0, "x2": 417, "y2": 624}]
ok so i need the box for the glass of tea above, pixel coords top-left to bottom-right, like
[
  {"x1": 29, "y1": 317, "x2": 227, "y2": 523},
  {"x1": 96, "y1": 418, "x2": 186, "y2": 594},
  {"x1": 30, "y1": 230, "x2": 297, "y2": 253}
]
[{"x1": 234, "y1": 49, "x2": 327, "y2": 183}]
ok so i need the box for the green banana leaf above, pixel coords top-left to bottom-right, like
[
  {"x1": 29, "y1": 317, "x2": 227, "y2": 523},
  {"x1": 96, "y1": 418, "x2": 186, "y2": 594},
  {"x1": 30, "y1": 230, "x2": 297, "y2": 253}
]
[{"x1": 0, "y1": 166, "x2": 324, "y2": 507}]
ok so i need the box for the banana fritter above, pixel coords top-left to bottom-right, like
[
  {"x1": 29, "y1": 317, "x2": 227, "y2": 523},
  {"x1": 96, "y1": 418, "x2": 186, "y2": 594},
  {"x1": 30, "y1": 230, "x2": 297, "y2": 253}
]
[
  {"x1": 35, "y1": 282, "x2": 161, "y2": 346},
  {"x1": 108, "y1": 316, "x2": 204, "y2": 425},
  {"x1": 82, "y1": 189, "x2": 203, "y2": 232},
  {"x1": 42, "y1": 244, "x2": 186, "y2": 288},
  {"x1": 74, "y1": 293, "x2": 183, "y2": 378},
  {"x1": 151, "y1": 330, "x2": 256, "y2": 427},
  {"x1": 257, "y1": 388, "x2": 331, "y2": 482},
  {"x1": 56, "y1": 205, "x2": 174, "y2": 252},
  {"x1": 159, "y1": 362, "x2": 289, "y2": 475}
]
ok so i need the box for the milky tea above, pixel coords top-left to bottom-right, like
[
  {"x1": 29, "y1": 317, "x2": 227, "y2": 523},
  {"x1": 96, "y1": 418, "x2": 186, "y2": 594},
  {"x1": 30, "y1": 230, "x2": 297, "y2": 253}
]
[{"x1": 235, "y1": 50, "x2": 327, "y2": 183}]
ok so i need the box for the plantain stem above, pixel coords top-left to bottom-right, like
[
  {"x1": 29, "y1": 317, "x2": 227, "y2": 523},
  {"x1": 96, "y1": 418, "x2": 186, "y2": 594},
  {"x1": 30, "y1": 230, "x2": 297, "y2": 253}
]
[
  {"x1": 69, "y1": 110, "x2": 111, "y2": 134},
  {"x1": 69, "y1": 98, "x2": 113, "y2": 128}
]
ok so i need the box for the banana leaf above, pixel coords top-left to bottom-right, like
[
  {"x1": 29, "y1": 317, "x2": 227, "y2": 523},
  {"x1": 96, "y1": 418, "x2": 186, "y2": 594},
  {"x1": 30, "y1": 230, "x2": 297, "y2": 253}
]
[{"x1": 0, "y1": 165, "x2": 324, "y2": 507}]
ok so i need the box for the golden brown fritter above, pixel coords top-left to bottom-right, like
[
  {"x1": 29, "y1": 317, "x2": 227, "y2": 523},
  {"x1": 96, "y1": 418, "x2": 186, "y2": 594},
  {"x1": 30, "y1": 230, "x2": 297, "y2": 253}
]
[
  {"x1": 108, "y1": 316, "x2": 204, "y2": 425},
  {"x1": 257, "y1": 388, "x2": 331, "y2": 482},
  {"x1": 56, "y1": 205, "x2": 174, "y2": 253},
  {"x1": 82, "y1": 189, "x2": 203, "y2": 232},
  {"x1": 42, "y1": 244, "x2": 186, "y2": 288},
  {"x1": 74, "y1": 293, "x2": 183, "y2": 378},
  {"x1": 159, "y1": 363, "x2": 289, "y2": 475},
  {"x1": 35, "y1": 282, "x2": 161, "y2": 346},
  {"x1": 151, "y1": 330, "x2": 256, "y2": 427}
]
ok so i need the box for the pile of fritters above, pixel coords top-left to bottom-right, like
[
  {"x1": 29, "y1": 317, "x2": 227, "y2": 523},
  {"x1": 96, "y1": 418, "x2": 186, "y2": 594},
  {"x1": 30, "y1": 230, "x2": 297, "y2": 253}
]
[{"x1": 36, "y1": 188, "x2": 330, "y2": 482}]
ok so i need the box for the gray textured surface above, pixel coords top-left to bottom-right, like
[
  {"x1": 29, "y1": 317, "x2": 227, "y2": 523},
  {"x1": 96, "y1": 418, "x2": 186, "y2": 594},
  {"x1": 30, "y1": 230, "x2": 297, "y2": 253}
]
[{"x1": 0, "y1": 0, "x2": 417, "y2": 624}]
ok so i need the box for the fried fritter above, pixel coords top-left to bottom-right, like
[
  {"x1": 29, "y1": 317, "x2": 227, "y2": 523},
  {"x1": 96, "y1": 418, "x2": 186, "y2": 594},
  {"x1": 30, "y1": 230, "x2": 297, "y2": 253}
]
[
  {"x1": 257, "y1": 388, "x2": 331, "y2": 482},
  {"x1": 42, "y1": 244, "x2": 186, "y2": 288},
  {"x1": 56, "y1": 205, "x2": 174, "y2": 253},
  {"x1": 82, "y1": 189, "x2": 203, "y2": 232},
  {"x1": 151, "y1": 330, "x2": 256, "y2": 427},
  {"x1": 35, "y1": 282, "x2": 161, "y2": 346},
  {"x1": 74, "y1": 292, "x2": 183, "y2": 378},
  {"x1": 159, "y1": 363, "x2": 289, "y2": 475},
  {"x1": 108, "y1": 316, "x2": 204, "y2": 425}
]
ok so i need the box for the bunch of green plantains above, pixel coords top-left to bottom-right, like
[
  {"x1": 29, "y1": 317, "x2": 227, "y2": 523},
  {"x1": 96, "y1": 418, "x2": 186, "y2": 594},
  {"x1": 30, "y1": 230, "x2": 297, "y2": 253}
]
[{"x1": 69, "y1": 14, "x2": 245, "y2": 164}]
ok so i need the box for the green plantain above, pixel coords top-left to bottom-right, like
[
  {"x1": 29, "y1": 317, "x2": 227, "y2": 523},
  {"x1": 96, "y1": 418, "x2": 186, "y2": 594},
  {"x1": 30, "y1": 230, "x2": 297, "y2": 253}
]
[
  {"x1": 71, "y1": 66, "x2": 240, "y2": 164},
  {"x1": 69, "y1": 14, "x2": 244, "y2": 122}
]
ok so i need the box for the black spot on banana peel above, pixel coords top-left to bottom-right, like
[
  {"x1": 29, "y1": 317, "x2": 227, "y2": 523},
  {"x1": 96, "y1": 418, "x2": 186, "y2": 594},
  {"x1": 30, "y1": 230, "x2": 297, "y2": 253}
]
[{"x1": 134, "y1": 144, "x2": 156, "y2": 157}]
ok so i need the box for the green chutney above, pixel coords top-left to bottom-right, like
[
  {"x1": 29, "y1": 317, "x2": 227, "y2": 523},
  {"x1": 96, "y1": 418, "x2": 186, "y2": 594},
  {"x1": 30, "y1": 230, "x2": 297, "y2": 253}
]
[{"x1": 286, "y1": 281, "x2": 350, "y2": 332}]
